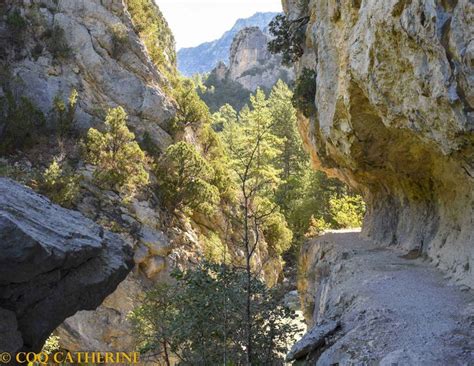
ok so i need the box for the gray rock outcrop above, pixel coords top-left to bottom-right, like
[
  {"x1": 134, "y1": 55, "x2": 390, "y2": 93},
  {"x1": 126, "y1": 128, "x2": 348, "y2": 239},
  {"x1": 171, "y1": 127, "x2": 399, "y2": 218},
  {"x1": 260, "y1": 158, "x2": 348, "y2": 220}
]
[
  {"x1": 217, "y1": 26, "x2": 294, "y2": 92},
  {"x1": 287, "y1": 0, "x2": 473, "y2": 287},
  {"x1": 0, "y1": 178, "x2": 133, "y2": 353},
  {"x1": 177, "y1": 12, "x2": 278, "y2": 76}
]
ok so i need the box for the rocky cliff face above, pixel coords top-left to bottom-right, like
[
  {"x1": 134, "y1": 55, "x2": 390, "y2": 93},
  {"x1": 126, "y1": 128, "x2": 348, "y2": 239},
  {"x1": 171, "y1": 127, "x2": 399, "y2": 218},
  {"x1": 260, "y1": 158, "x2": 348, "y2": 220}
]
[
  {"x1": 287, "y1": 0, "x2": 473, "y2": 287},
  {"x1": 177, "y1": 12, "x2": 278, "y2": 76},
  {"x1": 0, "y1": 178, "x2": 133, "y2": 353},
  {"x1": 0, "y1": 0, "x2": 175, "y2": 151},
  {"x1": 0, "y1": 0, "x2": 183, "y2": 352},
  {"x1": 214, "y1": 26, "x2": 294, "y2": 92}
]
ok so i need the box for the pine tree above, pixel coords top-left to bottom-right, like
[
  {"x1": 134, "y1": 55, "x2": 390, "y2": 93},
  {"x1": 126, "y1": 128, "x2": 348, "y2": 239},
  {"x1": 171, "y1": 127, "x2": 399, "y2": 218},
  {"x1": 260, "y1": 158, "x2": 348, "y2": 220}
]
[{"x1": 85, "y1": 106, "x2": 149, "y2": 196}]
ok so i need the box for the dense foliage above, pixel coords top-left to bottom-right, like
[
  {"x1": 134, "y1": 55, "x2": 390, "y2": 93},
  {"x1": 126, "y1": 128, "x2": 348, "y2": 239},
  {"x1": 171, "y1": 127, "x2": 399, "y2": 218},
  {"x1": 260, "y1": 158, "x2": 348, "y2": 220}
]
[
  {"x1": 125, "y1": 0, "x2": 176, "y2": 79},
  {"x1": 131, "y1": 262, "x2": 301, "y2": 365},
  {"x1": 215, "y1": 81, "x2": 365, "y2": 257},
  {"x1": 39, "y1": 159, "x2": 81, "y2": 208},
  {"x1": 84, "y1": 106, "x2": 149, "y2": 197},
  {"x1": 268, "y1": 14, "x2": 308, "y2": 67},
  {"x1": 156, "y1": 141, "x2": 219, "y2": 216},
  {"x1": 292, "y1": 68, "x2": 317, "y2": 118},
  {"x1": 198, "y1": 71, "x2": 253, "y2": 112},
  {"x1": 0, "y1": 91, "x2": 45, "y2": 153},
  {"x1": 171, "y1": 79, "x2": 211, "y2": 132}
]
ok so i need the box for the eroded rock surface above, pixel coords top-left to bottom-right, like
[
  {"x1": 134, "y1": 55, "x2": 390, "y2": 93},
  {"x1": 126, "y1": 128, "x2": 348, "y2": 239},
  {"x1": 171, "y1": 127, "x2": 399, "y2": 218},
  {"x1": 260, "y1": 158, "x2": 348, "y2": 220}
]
[
  {"x1": 286, "y1": 0, "x2": 473, "y2": 287},
  {"x1": 209, "y1": 26, "x2": 294, "y2": 92},
  {"x1": 0, "y1": 178, "x2": 133, "y2": 352},
  {"x1": 295, "y1": 230, "x2": 474, "y2": 364},
  {"x1": 1, "y1": 0, "x2": 175, "y2": 151}
]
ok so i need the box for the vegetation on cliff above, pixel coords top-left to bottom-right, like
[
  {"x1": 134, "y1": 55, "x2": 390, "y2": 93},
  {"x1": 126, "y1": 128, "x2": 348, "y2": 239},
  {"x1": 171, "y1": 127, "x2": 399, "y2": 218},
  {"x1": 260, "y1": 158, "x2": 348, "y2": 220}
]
[
  {"x1": 0, "y1": 0, "x2": 365, "y2": 359},
  {"x1": 131, "y1": 262, "x2": 301, "y2": 365}
]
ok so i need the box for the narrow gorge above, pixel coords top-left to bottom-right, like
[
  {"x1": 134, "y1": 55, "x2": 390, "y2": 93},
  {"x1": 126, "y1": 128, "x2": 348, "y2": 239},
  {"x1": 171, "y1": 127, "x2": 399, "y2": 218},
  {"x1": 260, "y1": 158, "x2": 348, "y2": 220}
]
[{"x1": 0, "y1": 0, "x2": 472, "y2": 365}]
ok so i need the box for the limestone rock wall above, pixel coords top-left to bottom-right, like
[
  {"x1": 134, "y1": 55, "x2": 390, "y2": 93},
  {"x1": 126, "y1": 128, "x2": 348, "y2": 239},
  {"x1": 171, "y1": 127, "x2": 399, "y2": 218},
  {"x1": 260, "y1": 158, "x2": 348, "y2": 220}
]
[
  {"x1": 0, "y1": 0, "x2": 175, "y2": 151},
  {"x1": 286, "y1": 0, "x2": 474, "y2": 287},
  {"x1": 214, "y1": 26, "x2": 294, "y2": 91}
]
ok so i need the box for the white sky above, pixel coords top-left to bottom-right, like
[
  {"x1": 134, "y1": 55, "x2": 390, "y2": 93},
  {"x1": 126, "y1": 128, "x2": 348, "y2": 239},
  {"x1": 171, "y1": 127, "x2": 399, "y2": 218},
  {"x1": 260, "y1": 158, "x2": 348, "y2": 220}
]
[{"x1": 156, "y1": 0, "x2": 282, "y2": 50}]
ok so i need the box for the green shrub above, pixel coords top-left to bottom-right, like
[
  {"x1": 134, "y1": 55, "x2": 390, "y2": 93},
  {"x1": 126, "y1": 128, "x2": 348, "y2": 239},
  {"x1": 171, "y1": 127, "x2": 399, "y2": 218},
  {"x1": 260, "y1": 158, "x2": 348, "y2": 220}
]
[
  {"x1": 6, "y1": 8, "x2": 27, "y2": 46},
  {"x1": 52, "y1": 89, "x2": 78, "y2": 136},
  {"x1": 130, "y1": 262, "x2": 301, "y2": 365},
  {"x1": 156, "y1": 141, "x2": 219, "y2": 216},
  {"x1": 262, "y1": 211, "x2": 293, "y2": 256},
  {"x1": 39, "y1": 159, "x2": 81, "y2": 208},
  {"x1": 125, "y1": 0, "x2": 176, "y2": 80},
  {"x1": 84, "y1": 106, "x2": 149, "y2": 196},
  {"x1": 171, "y1": 79, "x2": 210, "y2": 133},
  {"x1": 329, "y1": 194, "x2": 366, "y2": 228},
  {"x1": 268, "y1": 14, "x2": 308, "y2": 66},
  {"x1": 6, "y1": 9, "x2": 26, "y2": 30},
  {"x1": 44, "y1": 25, "x2": 71, "y2": 60},
  {"x1": 0, "y1": 92, "x2": 45, "y2": 154},
  {"x1": 109, "y1": 23, "x2": 128, "y2": 58},
  {"x1": 200, "y1": 231, "x2": 228, "y2": 263},
  {"x1": 292, "y1": 68, "x2": 317, "y2": 117}
]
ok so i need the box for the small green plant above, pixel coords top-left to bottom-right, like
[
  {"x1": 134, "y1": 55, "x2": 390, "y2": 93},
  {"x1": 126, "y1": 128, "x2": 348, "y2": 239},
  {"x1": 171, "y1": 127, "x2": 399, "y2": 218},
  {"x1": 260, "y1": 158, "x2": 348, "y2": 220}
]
[
  {"x1": 44, "y1": 25, "x2": 71, "y2": 60},
  {"x1": 6, "y1": 9, "x2": 27, "y2": 46},
  {"x1": 292, "y1": 68, "x2": 317, "y2": 117},
  {"x1": 156, "y1": 141, "x2": 219, "y2": 216},
  {"x1": 39, "y1": 159, "x2": 81, "y2": 208},
  {"x1": 109, "y1": 23, "x2": 128, "y2": 58},
  {"x1": 0, "y1": 92, "x2": 46, "y2": 153},
  {"x1": 52, "y1": 89, "x2": 78, "y2": 136},
  {"x1": 84, "y1": 106, "x2": 149, "y2": 197},
  {"x1": 200, "y1": 231, "x2": 228, "y2": 263},
  {"x1": 6, "y1": 9, "x2": 26, "y2": 29}
]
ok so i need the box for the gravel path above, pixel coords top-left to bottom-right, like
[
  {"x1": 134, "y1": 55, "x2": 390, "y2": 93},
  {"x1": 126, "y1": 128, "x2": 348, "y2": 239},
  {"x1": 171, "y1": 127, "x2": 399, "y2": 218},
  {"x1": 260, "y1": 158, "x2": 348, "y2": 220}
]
[{"x1": 299, "y1": 230, "x2": 474, "y2": 365}]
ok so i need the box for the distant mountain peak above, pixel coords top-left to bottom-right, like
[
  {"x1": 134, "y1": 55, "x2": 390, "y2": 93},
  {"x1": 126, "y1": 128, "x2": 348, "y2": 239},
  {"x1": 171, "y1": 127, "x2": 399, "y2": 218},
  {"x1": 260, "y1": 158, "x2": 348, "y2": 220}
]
[{"x1": 177, "y1": 12, "x2": 279, "y2": 76}]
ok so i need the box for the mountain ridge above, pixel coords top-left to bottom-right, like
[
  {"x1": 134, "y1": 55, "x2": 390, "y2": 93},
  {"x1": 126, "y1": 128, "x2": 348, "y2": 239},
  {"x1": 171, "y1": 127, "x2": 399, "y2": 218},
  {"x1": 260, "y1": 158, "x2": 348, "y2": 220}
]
[{"x1": 177, "y1": 12, "x2": 278, "y2": 76}]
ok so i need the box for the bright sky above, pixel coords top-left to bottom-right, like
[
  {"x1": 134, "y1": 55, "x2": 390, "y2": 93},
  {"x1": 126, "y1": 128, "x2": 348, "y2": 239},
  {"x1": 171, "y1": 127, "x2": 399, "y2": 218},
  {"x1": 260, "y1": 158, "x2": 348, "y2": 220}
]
[{"x1": 156, "y1": 0, "x2": 282, "y2": 50}]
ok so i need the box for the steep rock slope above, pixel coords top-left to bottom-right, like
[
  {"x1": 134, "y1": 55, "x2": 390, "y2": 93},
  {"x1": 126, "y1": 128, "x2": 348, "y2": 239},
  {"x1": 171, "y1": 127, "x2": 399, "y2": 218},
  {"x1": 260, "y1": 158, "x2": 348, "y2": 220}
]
[
  {"x1": 0, "y1": 178, "x2": 133, "y2": 353},
  {"x1": 0, "y1": 0, "x2": 175, "y2": 151},
  {"x1": 0, "y1": 0, "x2": 177, "y2": 352},
  {"x1": 287, "y1": 0, "x2": 473, "y2": 287},
  {"x1": 177, "y1": 12, "x2": 278, "y2": 76},
  {"x1": 226, "y1": 26, "x2": 294, "y2": 91}
]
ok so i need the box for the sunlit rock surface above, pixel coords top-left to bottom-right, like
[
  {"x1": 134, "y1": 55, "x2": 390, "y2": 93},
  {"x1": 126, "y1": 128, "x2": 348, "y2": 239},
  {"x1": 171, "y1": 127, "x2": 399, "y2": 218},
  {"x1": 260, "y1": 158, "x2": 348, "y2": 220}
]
[{"x1": 287, "y1": 0, "x2": 473, "y2": 287}]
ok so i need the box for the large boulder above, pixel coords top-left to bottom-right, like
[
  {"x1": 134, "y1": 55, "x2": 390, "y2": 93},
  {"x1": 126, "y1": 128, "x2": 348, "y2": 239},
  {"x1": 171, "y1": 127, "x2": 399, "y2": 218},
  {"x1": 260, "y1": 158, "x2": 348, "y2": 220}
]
[
  {"x1": 287, "y1": 0, "x2": 473, "y2": 287},
  {"x1": 0, "y1": 178, "x2": 133, "y2": 352}
]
